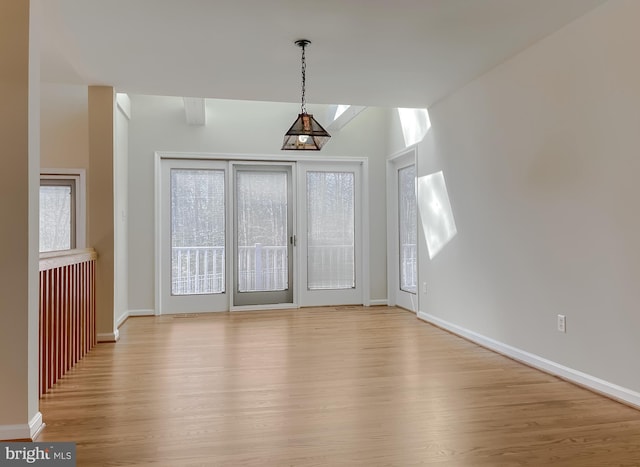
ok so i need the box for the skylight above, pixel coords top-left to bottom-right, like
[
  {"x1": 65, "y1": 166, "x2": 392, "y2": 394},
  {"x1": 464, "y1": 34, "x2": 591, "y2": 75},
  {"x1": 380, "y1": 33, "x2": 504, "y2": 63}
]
[
  {"x1": 326, "y1": 105, "x2": 367, "y2": 132},
  {"x1": 333, "y1": 105, "x2": 350, "y2": 122}
]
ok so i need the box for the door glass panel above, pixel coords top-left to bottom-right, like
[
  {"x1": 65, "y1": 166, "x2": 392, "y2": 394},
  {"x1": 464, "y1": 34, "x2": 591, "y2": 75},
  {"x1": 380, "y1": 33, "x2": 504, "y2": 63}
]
[
  {"x1": 307, "y1": 171, "x2": 355, "y2": 290},
  {"x1": 171, "y1": 169, "x2": 225, "y2": 295},
  {"x1": 236, "y1": 171, "x2": 289, "y2": 292},
  {"x1": 399, "y1": 164, "x2": 417, "y2": 293}
]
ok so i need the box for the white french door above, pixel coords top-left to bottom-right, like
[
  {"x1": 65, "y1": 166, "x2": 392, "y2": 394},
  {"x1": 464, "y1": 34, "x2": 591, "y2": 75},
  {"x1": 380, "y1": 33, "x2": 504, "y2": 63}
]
[
  {"x1": 387, "y1": 149, "x2": 418, "y2": 312},
  {"x1": 297, "y1": 161, "x2": 363, "y2": 306},
  {"x1": 157, "y1": 154, "x2": 367, "y2": 313},
  {"x1": 159, "y1": 159, "x2": 230, "y2": 314}
]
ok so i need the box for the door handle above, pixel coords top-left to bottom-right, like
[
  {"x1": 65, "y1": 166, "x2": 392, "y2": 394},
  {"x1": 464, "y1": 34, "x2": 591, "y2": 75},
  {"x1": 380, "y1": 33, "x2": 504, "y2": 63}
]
[{"x1": 290, "y1": 235, "x2": 297, "y2": 246}]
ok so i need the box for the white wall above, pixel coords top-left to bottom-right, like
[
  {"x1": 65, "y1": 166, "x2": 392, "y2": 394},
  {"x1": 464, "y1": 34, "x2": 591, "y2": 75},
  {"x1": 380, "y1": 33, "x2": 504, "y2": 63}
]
[
  {"x1": 40, "y1": 83, "x2": 89, "y2": 170},
  {"x1": 40, "y1": 83, "x2": 121, "y2": 338},
  {"x1": 40, "y1": 83, "x2": 89, "y2": 252},
  {"x1": 115, "y1": 94, "x2": 130, "y2": 326},
  {"x1": 128, "y1": 96, "x2": 390, "y2": 311},
  {"x1": 398, "y1": 0, "x2": 640, "y2": 396}
]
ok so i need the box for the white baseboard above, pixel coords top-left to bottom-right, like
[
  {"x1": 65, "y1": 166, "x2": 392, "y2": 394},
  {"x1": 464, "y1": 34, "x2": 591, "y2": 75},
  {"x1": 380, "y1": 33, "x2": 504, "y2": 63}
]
[
  {"x1": 97, "y1": 330, "x2": 119, "y2": 343},
  {"x1": 417, "y1": 311, "x2": 640, "y2": 409},
  {"x1": 29, "y1": 412, "x2": 44, "y2": 440},
  {"x1": 116, "y1": 309, "x2": 155, "y2": 328},
  {"x1": 0, "y1": 412, "x2": 44, "y2": 441},
  {"x1": 115, "y1": 312, "x2": 128, "y2": 329},
  {"x1": 368, "y1": 299, "x2": 389, "y2": 306},
  {"x1": 128, "y1": 309, "x2": 155, "y2": 317}
]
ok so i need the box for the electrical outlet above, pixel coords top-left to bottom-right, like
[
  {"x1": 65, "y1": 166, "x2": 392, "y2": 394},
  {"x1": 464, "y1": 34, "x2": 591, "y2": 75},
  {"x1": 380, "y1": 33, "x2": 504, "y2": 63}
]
[
  {"x1": 422, "y1": 282, "x2": 427, "y2": 293},
  {"x1": 557, "y1": 314, "x2": 566, "y2": 333}
]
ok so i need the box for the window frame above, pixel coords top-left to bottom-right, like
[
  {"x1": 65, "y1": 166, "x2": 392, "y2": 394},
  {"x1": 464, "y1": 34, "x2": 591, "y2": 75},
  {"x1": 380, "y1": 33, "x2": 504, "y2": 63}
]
[{"x1": 40, "y1": 169, "x2": 86, "y2": 252}]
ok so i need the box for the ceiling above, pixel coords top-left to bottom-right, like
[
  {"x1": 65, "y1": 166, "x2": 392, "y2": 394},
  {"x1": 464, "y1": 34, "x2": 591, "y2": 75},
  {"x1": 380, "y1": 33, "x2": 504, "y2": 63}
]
[{"x1": 40, "y1": 0, "x2": 607, "y2": 108}]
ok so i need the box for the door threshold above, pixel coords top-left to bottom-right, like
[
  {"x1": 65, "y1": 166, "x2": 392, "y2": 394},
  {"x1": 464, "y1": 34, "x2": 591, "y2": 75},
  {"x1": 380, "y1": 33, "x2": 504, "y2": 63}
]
[{"x1": 230, "y1": 303, "x2": 299, "y2": 312}]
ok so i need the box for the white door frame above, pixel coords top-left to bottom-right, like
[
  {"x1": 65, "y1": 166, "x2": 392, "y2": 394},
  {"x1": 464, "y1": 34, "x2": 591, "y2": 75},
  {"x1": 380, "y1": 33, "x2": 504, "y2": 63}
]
[
  {"x1": 155, "y1": 152, "x2": 370, "y2": 314},
  {"x1": 386, "y1": 146, "x2": 418, "y2": 312}
]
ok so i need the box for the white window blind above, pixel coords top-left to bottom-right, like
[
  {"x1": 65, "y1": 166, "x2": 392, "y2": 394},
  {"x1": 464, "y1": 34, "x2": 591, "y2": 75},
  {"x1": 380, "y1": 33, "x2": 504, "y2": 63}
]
[
  {"x1": 170, "y1": 169, "x2": 226, "y2": 295},
  {"x1": 39, "y1": 180, "x2": 76, "y2": 252},
  {"x1": 236, "y1": 170, "x2": 289, "y2": 292},
  {"x1": 307, "y1": 171, "x2": 355, "y2": 290},
  {"x1": 399, "y1": 165, "x2": 417, "y2": 293}
]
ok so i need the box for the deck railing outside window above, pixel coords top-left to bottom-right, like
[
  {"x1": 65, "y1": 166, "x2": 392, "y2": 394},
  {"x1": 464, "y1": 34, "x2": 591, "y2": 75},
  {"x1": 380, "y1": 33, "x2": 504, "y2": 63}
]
[
  {"x1": 401, "y1": 242, "x2": 417, "y2": 293},
  {"x1": 171, "y1": 244, "x2": 356, "y2": 294}
]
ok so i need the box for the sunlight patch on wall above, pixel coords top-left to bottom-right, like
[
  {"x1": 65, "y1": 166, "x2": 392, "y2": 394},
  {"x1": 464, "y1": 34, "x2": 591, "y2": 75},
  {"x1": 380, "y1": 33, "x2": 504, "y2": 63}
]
[
  {"x1": 398, "y1": 108, "x2": 431, "y2": 147},
  {"x1": 417, "y1": 171, "x2": 457, "y2": 259}
]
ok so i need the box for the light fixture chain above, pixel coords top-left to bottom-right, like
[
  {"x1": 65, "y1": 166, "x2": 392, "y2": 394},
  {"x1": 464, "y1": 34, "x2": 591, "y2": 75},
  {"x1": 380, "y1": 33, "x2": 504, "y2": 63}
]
[
  {"x1": 282, "y1": 39, "x2": 330, "y2": 151},
  {"x1": 300, "y1": 43, "x2": 306, "y2": 113}
]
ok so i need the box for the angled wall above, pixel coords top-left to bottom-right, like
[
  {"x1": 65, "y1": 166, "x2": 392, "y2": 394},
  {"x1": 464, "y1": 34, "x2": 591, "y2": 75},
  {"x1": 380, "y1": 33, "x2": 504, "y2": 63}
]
[{"x1": 398, "y1": 0, "x2": 640, "y2": 400}]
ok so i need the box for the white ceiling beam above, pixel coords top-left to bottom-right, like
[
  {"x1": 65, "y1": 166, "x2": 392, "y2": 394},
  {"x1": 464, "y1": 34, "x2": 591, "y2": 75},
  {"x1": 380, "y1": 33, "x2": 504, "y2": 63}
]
[
  {"x1": 183, "y1": 97, "x2": 206, "y2": 126},
  {"x1": 327, "y1": 105, "x2": 367, "y2": 132}
]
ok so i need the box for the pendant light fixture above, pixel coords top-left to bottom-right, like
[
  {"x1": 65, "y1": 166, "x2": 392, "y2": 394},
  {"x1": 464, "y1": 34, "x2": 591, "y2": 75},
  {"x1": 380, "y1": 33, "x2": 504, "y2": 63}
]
[{"x1": 282, "y1": 39, "x2": 331, "y2": 151}]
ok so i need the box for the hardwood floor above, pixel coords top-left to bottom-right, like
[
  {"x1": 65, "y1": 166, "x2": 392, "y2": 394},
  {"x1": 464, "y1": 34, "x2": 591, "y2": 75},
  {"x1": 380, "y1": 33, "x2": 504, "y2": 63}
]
[{"x1": 38, "y1": 306, "x2": 640, "y2": 466}]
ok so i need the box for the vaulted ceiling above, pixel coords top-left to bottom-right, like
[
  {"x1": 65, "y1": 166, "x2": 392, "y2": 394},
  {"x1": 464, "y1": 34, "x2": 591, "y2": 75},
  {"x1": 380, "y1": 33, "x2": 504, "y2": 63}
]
[{"x1": 40, "y1": 0, "x2": 607, "y2": 108}]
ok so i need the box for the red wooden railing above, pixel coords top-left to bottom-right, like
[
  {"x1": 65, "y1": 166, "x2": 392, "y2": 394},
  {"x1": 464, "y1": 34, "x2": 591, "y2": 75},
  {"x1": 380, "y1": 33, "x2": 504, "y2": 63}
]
[{"x1": 39, "y1": 249, "x2": 97, "y2": 397}]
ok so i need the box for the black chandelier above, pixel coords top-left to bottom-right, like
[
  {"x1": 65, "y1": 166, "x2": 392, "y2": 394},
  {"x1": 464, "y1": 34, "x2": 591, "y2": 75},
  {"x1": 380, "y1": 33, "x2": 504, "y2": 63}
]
[{"x1": 282, "y1": 39, "x2": 331, "y2": 151}]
